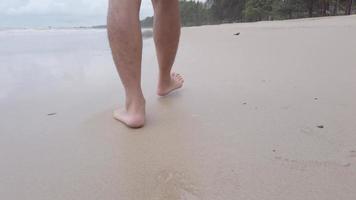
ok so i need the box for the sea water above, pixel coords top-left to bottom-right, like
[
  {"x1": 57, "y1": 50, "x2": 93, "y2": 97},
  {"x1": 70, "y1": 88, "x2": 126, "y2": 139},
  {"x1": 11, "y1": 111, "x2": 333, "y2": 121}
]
[{"x1": 0, "y1": 29, "x2": 155, "y2": 103}]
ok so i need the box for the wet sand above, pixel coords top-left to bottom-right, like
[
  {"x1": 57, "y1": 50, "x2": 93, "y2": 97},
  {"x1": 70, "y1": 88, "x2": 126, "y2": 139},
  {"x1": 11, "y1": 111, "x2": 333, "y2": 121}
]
[{"x1": 1, "y1": 15, "x2": 356, "y2": 200}]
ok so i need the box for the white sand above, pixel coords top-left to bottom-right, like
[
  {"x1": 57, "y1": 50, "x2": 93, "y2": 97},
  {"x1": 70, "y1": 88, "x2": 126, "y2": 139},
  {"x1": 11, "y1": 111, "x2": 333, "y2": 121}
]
[{"x1": 1, "y1": 15, "x2": 356, "y2": 200}]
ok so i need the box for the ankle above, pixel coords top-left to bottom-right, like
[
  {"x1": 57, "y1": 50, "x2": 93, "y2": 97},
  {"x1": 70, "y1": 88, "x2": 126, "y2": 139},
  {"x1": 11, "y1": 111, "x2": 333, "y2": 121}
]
[
  {"x1": 126, "y1": 95, "x2": 145, "y2": 111},
  {"x1": 125, "y1": 88, "x2": 145, "y2": 103},
  {"x1": 159, "y1": 71, "x2": 172, "y2": 82},
  {"x1": 126, "y1": 95, "x2": 145, "y2": 105},
  {"x1": 159, "y1": 77, "x2": 172, "y2": 87}
]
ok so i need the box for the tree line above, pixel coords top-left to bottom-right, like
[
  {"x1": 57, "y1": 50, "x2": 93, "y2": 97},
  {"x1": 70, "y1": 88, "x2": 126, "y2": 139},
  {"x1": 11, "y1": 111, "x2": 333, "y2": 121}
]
[{"x1": 141, "y1": 0, "x2": 355, "y2": 27}]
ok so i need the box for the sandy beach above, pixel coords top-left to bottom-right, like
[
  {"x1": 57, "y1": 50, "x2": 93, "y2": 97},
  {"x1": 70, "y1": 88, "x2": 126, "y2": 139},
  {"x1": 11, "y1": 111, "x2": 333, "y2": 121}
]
[{"x1": 1, "y1": 15, "x2": 356, "y2": 199}]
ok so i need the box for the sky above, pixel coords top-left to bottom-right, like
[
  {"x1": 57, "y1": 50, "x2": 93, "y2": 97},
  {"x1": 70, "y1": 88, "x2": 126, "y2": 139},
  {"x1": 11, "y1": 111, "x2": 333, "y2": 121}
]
[{"x1": 0, "y1": 0, "x2": 153, "y2": 28}]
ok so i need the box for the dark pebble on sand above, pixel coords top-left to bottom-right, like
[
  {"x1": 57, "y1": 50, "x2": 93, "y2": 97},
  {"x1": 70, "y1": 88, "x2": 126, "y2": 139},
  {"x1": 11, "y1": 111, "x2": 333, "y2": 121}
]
[
  {"x1": 47, "y1": 113, "x2": 57, "y2": 116},
  {"x1": 314, "y1": 97, "x2": 318, "y2": 100},
  {"x1": 234, "y1": 32, "x2": 240, "y2": 36},
  {"x1": 317, "y1": 125, "x2": 324, "y2": 129},
  {"x1": 272, "y1": 149, "x2": 276, "y2": 152},
  {"x1": 243, "y1": 102, "x2": 247, "y2": 105}
]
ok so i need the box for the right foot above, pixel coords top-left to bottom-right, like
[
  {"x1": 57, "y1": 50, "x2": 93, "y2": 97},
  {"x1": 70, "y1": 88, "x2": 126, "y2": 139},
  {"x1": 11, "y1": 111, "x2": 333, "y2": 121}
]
[
  {"x1": 157, "y1": 72, "x2": 184, "y2": 96},
  {"x1": 113, "y1": 99, "x2": 145, "y2": 128}
]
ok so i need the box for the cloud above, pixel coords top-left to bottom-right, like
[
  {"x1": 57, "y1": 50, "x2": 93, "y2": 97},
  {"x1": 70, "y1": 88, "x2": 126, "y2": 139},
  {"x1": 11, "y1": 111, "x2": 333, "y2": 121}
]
[
  {"x1": 3, "y1": 0, "x2": 108, "y2": 16},
  {"x1": 1, "y1": 0, "x2": 154, "y2": 17}
]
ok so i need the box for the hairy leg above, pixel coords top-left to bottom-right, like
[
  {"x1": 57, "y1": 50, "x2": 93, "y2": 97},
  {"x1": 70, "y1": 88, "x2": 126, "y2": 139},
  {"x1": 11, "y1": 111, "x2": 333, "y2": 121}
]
[
  {"x1": 152, "y1": 0, "x2": 184, "y2": 96},
  {"x1": 107, "y1": 0, "x2": 145, "y2": 128}
]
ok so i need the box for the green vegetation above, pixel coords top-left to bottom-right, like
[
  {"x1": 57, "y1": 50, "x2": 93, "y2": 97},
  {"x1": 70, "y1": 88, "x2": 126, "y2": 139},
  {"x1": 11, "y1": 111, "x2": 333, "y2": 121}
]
[
  {"x1": 141, "y1": 16, "x2": 154, "y2": 28},
  {"x1": 141, "y1": 0, "x2": 355, "y2": 27}
]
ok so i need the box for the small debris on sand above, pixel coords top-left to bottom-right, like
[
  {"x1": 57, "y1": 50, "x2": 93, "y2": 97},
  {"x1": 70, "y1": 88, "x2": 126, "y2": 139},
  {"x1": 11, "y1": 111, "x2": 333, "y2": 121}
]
[
  {"x1": 343, "y1": 163, "x2": 351, "y2": 167},
  {"x1": 47, "y1": 113, "x2": 57, "y2": 116},
  {"x1": 233, "y1": 32, "x2": 240, "y2": 36},
  {"x1": 317, "y1": 125, "x2": 324, "y2": 129}
]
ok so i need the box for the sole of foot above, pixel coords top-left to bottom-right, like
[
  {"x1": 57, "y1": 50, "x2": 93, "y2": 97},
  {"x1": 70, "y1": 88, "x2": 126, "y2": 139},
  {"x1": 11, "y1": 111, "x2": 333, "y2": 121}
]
[
  {"x1": 113, "y1": 108, "x2": 145, "y2": 129},
  {"x1": 157, "y1": 72, "x2": 184, "y2": 96}
]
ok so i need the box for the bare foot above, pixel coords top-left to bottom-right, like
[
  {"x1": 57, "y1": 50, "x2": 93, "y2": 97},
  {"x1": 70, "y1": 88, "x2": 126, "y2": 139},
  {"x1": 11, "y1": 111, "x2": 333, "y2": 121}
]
[
  {"x1": 113, "y1": 100, "x2": 145, "y2": 128},
  {"x1": 157, "y1": 72, "x2": 184, "y2": 96}
]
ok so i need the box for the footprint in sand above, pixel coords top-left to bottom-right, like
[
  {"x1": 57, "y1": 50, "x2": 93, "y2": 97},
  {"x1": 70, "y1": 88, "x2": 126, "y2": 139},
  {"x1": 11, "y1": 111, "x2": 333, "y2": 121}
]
[
  {"x1": 274, "y1": 155, "x2": 351, "y2": 171},
  {"x1": 349, "y1": 150, "x2": 356, "y2": 158},
  {"x1": 300, "y1": 127, "x2": 355, "y2": 166},
  {"x1": 151, "y1": 170, "x2": 201, "y2": 200}
]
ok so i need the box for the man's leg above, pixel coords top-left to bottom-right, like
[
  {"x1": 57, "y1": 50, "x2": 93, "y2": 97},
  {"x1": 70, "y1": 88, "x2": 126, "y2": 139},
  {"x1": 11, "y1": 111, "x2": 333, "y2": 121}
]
[
  {"x1": 152, "y1": 0, "x2": 184, "y2": 96},
  {"x1": 107, "y1": 0, "x2": 145, "y2": 128}
]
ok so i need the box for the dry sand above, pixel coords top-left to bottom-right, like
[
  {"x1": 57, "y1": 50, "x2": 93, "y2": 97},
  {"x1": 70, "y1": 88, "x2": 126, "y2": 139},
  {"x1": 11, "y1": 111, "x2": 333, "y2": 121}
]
[{"x1": 1, "y1": 15, "x2": 356, "y2": 200}]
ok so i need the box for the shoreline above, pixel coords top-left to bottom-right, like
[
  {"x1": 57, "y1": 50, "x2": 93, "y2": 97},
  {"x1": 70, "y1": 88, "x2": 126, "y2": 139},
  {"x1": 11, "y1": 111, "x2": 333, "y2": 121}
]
[{"x1": 2, "y1": 14, "x2": 355, "y2": 31}]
